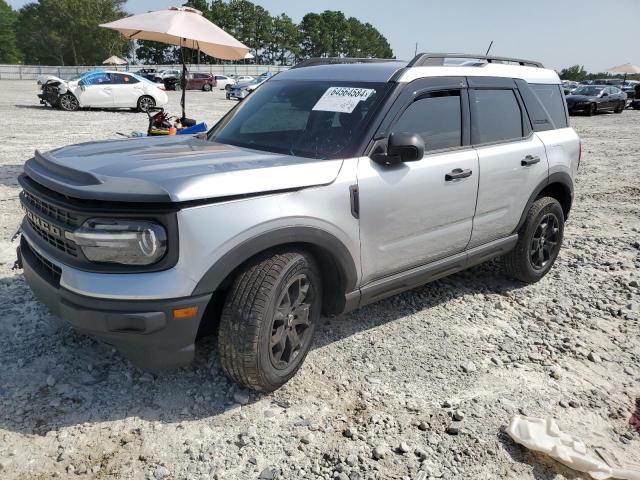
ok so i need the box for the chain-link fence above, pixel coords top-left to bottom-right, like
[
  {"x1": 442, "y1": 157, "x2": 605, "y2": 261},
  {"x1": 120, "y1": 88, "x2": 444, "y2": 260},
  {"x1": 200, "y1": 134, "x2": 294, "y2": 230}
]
[{"x1": 0, "y1": 64, "x2": 290, "y2": 81}]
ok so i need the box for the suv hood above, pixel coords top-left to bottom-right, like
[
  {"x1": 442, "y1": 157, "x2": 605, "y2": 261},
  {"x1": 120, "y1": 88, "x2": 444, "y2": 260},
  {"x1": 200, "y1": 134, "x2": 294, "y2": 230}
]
[{"x1": 23, "y1": 135, "x2": 343, "y2": 203}]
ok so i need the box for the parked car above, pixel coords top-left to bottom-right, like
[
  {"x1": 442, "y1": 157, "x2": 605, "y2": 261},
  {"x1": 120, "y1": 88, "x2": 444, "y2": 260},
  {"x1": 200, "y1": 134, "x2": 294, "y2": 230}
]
[
  {"x1": 153, "y1": 69, "x2": 182, "y2": 82},
  {"x1": 565, "y1": 85, "x2": 626, "y2": 115},
  {"x1": 163, "y1": 72, "x2": 217, "y2": 91},
  {"x1": 225, "y1": 75, "x2": 254, "y2": 91},
  {"x1": 37, "y1": 70, "x2": 168, "y2": 112},
  {"x1": 214, "y1": 75, "x2": 236, "y2": 89},
  {"x1": 561, "y1": 80, "x2": 579, "y2": 95},
  {"x1": 136, "y1": 68, "x2": 159, "y2": 82},
  {"x1": 226, "y1": 73, "x2": 274, "y2": 100},
  {"x1": 18, "y1": 53, "x2": 579, "y2": 392}
]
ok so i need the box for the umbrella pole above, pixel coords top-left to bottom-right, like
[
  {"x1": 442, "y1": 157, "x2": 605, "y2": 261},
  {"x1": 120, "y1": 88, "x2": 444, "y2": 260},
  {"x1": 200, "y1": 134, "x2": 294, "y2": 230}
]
[{"x1": 181, "y1": 44, "x2": 187, "y2": 120}]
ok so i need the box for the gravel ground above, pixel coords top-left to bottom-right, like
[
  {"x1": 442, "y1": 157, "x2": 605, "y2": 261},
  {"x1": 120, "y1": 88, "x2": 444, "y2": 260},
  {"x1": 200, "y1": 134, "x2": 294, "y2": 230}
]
[{"x1": 0, "y1": 80, "x2": 639, "y2": 480}]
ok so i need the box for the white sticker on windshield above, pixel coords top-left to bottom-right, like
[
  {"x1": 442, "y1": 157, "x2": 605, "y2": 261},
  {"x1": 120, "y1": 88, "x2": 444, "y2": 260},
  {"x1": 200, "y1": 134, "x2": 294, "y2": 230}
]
[{"x1": 312, "y1": 87, "x2": 375, "y2": 113}]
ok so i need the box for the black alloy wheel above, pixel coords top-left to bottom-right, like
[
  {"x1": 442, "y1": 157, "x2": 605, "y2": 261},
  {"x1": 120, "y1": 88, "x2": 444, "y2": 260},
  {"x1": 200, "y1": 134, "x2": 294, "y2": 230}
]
[
  {"x1": 269, "y1": 274, "x2": 313, "y2": 370},
  {"x1": 529, "y1": 213, "x2": 560, "y2": 271}
]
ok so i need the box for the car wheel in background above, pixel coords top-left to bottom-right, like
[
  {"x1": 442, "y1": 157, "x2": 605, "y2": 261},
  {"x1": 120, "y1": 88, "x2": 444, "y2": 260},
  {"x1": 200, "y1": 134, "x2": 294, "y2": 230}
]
[
  {"x1": 225, "y1": 84, "x2": 232, "y2": 91},
  {"x1": 587, "y1": 103, "x2": 597, "y2": 116},
  {"x1": 218, "y1": 250, "x2": 322, "y2": 392},
  {"x1": 203, "y1": 83, "x2": 212, "y2": 91},
  {"x1": 614, "y1": 101, "x2": 624, "y2": 113},
  {"x1": 137, "y1": 95, "x2": 156, "y2": 112},
  {"x1": 58, "y1": 93, "x2": 79, "y2": 111},
  {"x1": 502, "y1": 197, "x2": 564, "y2": 283}
]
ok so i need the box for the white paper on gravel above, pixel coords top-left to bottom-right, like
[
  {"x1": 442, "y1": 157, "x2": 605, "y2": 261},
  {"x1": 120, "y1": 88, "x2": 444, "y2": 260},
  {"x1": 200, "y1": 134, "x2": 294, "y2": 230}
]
[
  {"x1": 312, "y1": 87, "x2": 375, "y2": 113},
  {"x1": 507, "y1": 416, "x2": 640, "y2": 480}
]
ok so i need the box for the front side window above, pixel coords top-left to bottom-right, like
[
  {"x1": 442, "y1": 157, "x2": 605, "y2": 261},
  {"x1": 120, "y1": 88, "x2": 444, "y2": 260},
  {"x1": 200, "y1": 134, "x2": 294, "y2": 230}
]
[
  {"x1": 392, "y1": 91, "x2": 462, "y2": 151},
  {"x1": 471, "y1": 89, "x2": 523, "y2": 144},
  {"x1": 84, "y1": 72, "x2": 111, "y2": 85},
  {"x1": 530, "y1": 83, "x2": 568, "y2": 129},
  {"x1": 208, "y1": 80, "x2": 391, "y2": 159}
]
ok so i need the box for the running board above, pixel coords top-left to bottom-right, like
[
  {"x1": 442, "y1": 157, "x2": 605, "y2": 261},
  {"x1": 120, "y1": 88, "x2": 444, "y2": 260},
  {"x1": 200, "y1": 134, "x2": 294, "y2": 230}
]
[{"x1": 358, "y1": 235, "x2": 518, "y2": 308}]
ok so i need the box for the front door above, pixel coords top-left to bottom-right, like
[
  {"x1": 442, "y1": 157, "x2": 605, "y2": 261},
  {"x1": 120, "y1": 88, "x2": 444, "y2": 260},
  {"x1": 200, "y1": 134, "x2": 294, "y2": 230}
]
[
  {"x1": 76, "y1": 71, "x2": 113, "y2": 108},
  {"x1": 358, "y1": 88, "x2": 479, "y2": 285}
]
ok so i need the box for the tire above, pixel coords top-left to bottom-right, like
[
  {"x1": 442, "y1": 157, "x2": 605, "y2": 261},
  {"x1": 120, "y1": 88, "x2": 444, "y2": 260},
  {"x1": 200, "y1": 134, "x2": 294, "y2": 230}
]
[
  {"x1": 137, "y1": 95, "x2": 155, "y2": 112},
  {"x1": 218, "y1": 250, "x2": 322, "y2": 392},
  {"x1": 614, "y1": 101, "x2": 624, "y2": 113},
  {"x1": 203, "y1": 83, "x2": 212, "y2": 91},
  {"x1": 502, "y1": 197, "x2": 564, "y2": 283},
  {"x1": 58, "y1": 93, "x2": 79, "y2": 111},
  {"x1": 587, "y1": 103, "x2": 597, "y2": 116}
]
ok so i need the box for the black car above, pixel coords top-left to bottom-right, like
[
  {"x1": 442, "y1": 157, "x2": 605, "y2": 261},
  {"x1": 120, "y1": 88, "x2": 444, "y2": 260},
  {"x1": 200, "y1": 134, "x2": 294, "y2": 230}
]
[{"x1": 565, "y1": 85, "x2": 626, "y2": 115}]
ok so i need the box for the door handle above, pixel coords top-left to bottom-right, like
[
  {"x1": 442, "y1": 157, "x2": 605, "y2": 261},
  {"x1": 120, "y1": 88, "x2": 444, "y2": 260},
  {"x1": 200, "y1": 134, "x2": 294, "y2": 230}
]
[
  {"x1": 521, "y1": 155, "x2": 541, "y2": 166},
  {"x1": 445, "y1": 168, "x2": 472, "y2": 181}
]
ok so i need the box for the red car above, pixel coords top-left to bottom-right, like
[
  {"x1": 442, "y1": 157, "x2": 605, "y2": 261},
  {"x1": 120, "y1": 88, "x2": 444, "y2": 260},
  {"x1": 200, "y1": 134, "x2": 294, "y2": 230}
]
[
  {"x1": 188, "y1": 73, "x2": 216, "y2": 91},
  {"x1": 164, "y1": 73, "x2": 217, "y2": 91}
]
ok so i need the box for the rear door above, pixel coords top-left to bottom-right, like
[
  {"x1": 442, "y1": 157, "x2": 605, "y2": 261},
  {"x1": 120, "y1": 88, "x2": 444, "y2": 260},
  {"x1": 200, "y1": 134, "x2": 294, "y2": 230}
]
[
  {"x1": 468, "y1": 78, "x2": 549, "y2": 248},
  {"x1": 110, "y1": 73, "x2": 143, "y2": 107},
  {"x1": 358, "y1": 79, "x2": 479, "y2": 284}
]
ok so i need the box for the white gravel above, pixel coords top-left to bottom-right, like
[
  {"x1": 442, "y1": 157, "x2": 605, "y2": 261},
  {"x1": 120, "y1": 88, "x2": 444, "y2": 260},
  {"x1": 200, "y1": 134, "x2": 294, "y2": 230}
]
[{"x1": 0, "y1": 80, "x2": 639, "y2": 479}]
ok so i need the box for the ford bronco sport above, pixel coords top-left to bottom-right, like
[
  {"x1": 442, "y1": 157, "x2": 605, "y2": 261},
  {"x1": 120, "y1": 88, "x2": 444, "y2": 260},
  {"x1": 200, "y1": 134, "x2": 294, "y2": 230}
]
[{"x1": 17, "y1": 53, "x2": 580, "y2": 392}]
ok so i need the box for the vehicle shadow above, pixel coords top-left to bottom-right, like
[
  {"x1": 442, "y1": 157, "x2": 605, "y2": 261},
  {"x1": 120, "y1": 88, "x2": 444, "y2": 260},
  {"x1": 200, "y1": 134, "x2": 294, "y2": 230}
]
[
  {"x1": 0, "y1": 165, "x2": 23, "y2": 187},
  {"x1": 0, "y1": 259, "x2": 522, "y2": 436}
]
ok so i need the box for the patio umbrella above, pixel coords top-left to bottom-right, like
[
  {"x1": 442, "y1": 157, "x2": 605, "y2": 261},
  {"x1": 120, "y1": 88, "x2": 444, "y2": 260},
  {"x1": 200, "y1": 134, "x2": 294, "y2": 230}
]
[
  {"x1": 102, "y1": 55, "x2": 127, "y2": 65},
  {"x1": 100, "y1": 6, "x2": 249, "y2": 120},
  {"x1": 606, "y1": 63, "x2": 640, "y2": 86}
]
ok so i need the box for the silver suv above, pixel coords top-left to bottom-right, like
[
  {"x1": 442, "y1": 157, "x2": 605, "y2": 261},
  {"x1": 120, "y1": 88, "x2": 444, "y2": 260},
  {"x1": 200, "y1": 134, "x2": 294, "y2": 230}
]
[{"x1": 17, "y1": 53, "x2": 580, "y2": 392}]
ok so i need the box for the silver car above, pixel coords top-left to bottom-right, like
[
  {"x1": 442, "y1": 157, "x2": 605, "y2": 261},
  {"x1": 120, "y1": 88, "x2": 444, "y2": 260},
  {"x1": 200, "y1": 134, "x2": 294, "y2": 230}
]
[{"x1": 17, "y1": 53, "x2": 580, "y2": 392}]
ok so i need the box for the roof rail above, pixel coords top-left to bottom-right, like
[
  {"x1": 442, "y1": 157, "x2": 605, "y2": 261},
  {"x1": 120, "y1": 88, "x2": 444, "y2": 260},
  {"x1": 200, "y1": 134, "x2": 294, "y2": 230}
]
[
  {"x1": 291, "y1": 57, "x2": 399, "y2": 69},
  {"x1": 408, "y1": 52, "x2": 544, "y2": 68}
]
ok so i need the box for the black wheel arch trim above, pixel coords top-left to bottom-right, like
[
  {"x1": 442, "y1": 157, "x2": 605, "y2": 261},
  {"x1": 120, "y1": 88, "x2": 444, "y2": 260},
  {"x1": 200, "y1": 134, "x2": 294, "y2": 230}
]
[
  {"x1": 514, "y1": 172, "x2": 574, "y2": 233},
  {"x1": 191, "y1": 226, "x2": 359, "y2": 312}
]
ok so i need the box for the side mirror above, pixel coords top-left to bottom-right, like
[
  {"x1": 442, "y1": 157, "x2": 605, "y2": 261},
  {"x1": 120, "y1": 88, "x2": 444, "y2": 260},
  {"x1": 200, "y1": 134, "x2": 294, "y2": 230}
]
[{"x1": 372, "y1": 132, "x2": 425, "y2": 165}]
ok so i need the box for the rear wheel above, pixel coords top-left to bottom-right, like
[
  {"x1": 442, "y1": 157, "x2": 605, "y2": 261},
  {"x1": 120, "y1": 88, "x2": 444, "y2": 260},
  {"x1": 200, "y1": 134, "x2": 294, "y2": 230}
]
[
  {"x1": 218, "y1": 250, "x2": 322, "y2": 392},
  {"x1": 203, "y1": 83, "x2": 212, "y2": 91},
  {"x1": 503, "y1": 197, "x2": 564, "y2": 283},
  {"x1": 587, "y1": 103, "x2": 597, "y2": 116},
  {"x1": 59, "y1": 93, "x2": 79, "y2": 111},
  {"x1": 137, "y1": 95, "x2": 155, "y2": 112}
]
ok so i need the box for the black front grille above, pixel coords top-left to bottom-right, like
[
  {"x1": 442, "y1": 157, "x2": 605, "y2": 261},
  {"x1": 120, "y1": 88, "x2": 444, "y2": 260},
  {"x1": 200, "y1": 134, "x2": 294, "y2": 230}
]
[
  {"x1": 28, "y1": 242, "x2": 62, "y2": 286},
  {"x1": 20, "y1": 185, "x2": 80, "y2": 257},
  {"x1": 22, "y1": 189, "x2": 78, "y2": 227}
]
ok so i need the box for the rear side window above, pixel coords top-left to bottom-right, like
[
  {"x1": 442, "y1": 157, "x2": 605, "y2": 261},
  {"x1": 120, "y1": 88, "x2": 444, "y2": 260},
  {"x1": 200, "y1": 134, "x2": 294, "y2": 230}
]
[
  {"x1": 470, "y1": 89, "x2": 523, "y2": 144},
  {"x1": 111, "y1": 73, "x2": 139, "y2": 84},
  {"x1": 393, "y1": 91, "x2": 462, "y2": 151},
  {"x1": 530, "y1": 84, "x2": 568, "y2": 128}
]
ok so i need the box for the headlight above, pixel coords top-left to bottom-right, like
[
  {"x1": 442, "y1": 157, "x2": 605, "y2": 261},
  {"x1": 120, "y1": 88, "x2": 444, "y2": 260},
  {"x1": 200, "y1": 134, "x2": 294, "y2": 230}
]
[{"x1": 66, "y1": 218, "x2": 167, "y2": 265}]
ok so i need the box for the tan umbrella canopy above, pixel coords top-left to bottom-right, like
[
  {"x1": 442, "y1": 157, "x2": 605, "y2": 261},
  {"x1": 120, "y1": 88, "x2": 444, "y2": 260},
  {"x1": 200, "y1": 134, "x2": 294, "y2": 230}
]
[
  {"x1": 102, "y1": 55, "x2": 127, "y2": 65},
  {"x1": 100, "y1": 6, "x2": 250, "y2": 119},
  {"x1": 607, "y1": 63, "x2": 640, "y2": 74}
]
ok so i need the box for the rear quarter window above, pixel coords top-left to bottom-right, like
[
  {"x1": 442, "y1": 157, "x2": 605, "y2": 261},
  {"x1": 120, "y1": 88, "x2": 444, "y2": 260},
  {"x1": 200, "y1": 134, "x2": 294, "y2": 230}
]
[{"x1": 530, "y1": 84, "x2": 568, "y2": 129}]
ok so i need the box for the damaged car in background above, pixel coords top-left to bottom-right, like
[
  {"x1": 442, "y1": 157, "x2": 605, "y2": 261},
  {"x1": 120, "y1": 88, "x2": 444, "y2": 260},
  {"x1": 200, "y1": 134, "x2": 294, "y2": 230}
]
[{"x1": 37, "y1": 70, "x2": 168, "y2": 112}]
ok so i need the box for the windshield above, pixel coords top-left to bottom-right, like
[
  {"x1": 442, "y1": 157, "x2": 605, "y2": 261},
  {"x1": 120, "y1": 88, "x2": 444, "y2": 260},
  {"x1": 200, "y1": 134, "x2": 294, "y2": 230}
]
[
  {"x1": 573, "y1": 86, "x2": 603, "y2": 96},
  {"x1": 208, "y1": 80, "x2": 390, "y2": 159}
]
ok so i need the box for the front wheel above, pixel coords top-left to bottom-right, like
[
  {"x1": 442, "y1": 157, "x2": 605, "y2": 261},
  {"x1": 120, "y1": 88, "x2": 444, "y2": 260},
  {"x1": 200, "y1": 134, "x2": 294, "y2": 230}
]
[
  {"x1": 587, "y1": 103, "x2": 597, "y2": 116},
  {"x1": 137, "y1": 95, "x2": 155, "y2": 112},
  {"x1": 502, "y1": 197, "x2": 564, "y2": 283},
  {"x1": 218, "y1": 250, "x2": 322, "y2": 392},
  {"x1": 614, "y1": 101, "x2": 625, "y2": 113},
  {"x1": 58, "y1": 93, "x2": 79, "y2": 111}
]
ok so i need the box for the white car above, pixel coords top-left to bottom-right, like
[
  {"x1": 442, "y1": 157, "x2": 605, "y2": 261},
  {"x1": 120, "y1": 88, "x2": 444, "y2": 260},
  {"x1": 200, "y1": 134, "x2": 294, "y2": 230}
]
[
  {"x1": 214, "y1": 74, "x2": 236, "y2": 89},
  {"x1": 37, "y1": 70, "x2": 168, "y2": 112}
]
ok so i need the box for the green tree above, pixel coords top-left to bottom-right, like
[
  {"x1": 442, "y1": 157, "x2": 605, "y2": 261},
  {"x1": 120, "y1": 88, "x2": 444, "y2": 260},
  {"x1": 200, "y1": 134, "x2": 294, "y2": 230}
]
[
  {"x1": 559, "y1": 65, "x2": 588, "y2": 81},
  {"x1": 16, "y1": 0, "x2": 131, "y2": 65},
  {"x1": 0, "y1": 0, "x2": 21, "y2": 63},
  {"x1": 266, "y1": 13, "x2": 301, "y2": 64}
]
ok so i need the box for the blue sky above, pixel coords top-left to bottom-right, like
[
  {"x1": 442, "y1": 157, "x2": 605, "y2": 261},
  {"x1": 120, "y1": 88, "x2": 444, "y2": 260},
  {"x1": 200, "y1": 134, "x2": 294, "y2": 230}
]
[{"x1": 8, "y1": 0, "x2": 639, "y2": 72}]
